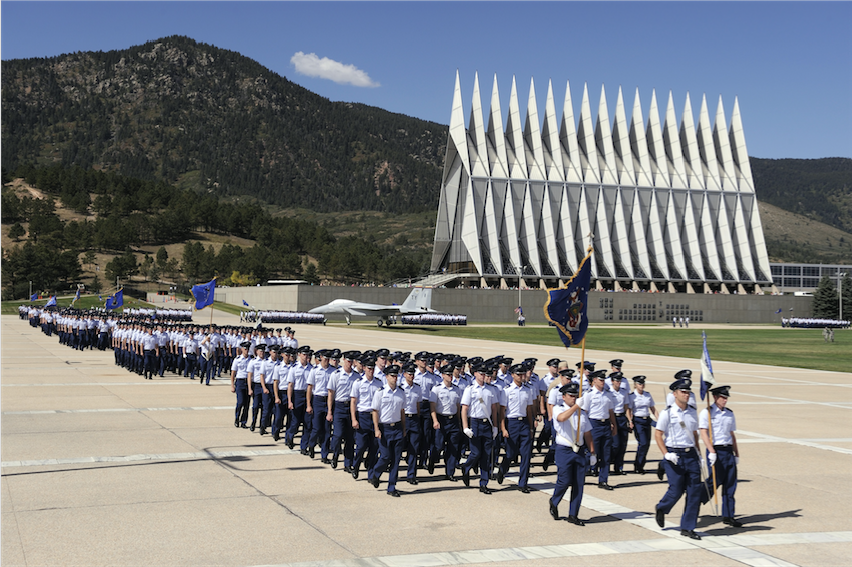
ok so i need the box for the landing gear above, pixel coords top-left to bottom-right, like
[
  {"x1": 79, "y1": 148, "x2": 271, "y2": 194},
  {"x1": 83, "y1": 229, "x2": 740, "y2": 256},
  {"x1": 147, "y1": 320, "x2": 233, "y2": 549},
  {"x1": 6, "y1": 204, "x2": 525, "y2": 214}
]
[
  {"x1": 377, "y1": 319, "x2": 383, "y2": 327},
  {"x1": 345, "y1": 315, "x2": 351, "y2": 326}
]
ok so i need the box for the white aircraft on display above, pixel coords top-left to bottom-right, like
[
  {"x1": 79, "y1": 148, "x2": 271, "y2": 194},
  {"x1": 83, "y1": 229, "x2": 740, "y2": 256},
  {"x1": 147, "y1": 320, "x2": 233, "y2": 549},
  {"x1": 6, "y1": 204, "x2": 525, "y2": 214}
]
[{"x1": 308, "y1": 286, "x2": 435, "y2": 326}]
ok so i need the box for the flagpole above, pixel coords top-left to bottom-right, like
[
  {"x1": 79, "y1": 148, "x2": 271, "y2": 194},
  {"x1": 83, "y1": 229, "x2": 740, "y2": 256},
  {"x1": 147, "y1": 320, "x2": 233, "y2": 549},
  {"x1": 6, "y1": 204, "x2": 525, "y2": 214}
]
[
  {"x1": 707, "y1": 394, "x2": 720, "y2": 514},
  {"x1": 575, "y1": 336, "x2": 586, "y2": 444}
]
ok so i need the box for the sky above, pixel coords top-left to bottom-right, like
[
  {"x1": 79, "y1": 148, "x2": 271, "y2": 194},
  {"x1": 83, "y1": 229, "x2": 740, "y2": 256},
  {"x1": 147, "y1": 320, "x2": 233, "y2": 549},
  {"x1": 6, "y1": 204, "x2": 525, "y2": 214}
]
[{"x1": 2, "y1": 1, "x2": 850, "y2": 160}]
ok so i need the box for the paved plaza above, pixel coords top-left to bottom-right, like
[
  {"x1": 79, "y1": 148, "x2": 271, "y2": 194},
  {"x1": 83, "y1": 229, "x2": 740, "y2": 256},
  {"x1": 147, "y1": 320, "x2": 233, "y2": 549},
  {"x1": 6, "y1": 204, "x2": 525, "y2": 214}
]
[{"x1": 2, "y1": 312, "x2": 852, "y2": 566}]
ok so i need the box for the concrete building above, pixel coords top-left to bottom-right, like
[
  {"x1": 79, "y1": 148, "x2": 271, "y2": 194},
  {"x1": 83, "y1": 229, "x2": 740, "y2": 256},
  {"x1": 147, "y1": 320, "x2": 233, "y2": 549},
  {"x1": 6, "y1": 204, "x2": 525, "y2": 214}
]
[{"x1": 429, "y1": 72, "x2": 774, "y2": 294}]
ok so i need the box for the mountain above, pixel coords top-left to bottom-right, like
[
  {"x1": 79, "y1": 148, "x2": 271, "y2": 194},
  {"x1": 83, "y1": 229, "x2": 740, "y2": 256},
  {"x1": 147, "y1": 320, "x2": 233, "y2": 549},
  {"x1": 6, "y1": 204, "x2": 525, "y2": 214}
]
[{"x1": 1, "y1": 35, "x2": 447, "y2": 214}]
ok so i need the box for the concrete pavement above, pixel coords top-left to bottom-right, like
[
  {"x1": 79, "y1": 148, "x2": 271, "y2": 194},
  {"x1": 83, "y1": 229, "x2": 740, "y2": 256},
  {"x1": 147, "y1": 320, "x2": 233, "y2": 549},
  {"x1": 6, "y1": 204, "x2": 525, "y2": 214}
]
[{"x1": 2, "y1": 312, "x2": 852, "y2": 566}]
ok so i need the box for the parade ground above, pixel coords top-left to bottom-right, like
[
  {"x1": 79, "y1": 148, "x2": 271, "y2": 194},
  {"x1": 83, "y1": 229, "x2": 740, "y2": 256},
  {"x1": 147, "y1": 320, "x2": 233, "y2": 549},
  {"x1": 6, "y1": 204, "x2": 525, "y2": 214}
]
[{"x1": 2, "y1": 312, "x2": 852, "y2": 567}]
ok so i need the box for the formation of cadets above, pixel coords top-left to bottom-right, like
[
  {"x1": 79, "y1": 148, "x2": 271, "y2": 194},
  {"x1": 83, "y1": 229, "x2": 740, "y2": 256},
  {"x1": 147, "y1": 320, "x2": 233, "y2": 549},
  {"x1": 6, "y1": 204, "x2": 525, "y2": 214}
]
[
  {"x1": 20, "y1": 309, "x2": 742, "y2": 535},
  {"x1": 400, "y1": 313, "x2": 467, "y2": 325},
  {"x1": 240, "y1": 310, "x2": 325, "y2": 324},
  {"x1": 781, "y1": 317, "x2": 850, "y2": 329}
]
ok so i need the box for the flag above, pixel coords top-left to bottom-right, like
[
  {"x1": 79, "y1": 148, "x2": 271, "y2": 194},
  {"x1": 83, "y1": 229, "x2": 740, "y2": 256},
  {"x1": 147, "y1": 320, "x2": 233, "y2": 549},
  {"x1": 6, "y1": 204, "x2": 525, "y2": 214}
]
[
  {"x1": 191, "y1": 278, "x2": 216, "y2": 310},
  {"x1": 543, "y1": 250, "x2": 592, "y2": 348},
  {"x1": 699, "y1": 331, "x2": 716, "y2": 401},
  {"x1": 45, "y1": 295, "x2": 57, "y2": 307},
  {"x1": 105, "y1": 289, "x2": 124, "y2": 310},
  {"x1": 71, "y1": 288, "x2": 81, "y2": 306},
  {"x1": 30, "y1": 293, "x2": 38, "y2": 302},
  {"x1": 243, "y1": 299, "x2": 250, "y2": 307},
  {"x1": 775, "y1": 308, "x2": 782, "y2": 314},
  {"x1": 514, "y1": 306, "x2": 524, "y2": 315}
]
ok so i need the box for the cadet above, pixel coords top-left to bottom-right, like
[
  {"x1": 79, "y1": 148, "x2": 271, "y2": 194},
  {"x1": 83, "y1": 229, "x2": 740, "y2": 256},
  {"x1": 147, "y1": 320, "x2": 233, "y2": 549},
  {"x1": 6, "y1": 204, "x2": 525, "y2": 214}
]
[
  {"x1": 549, "y1": 383, "x2": 595, "y2": 525},
  {"x1": 368, "y1": 364, "x2": 406, "y2": 497},
  {"x1": 399, "y1": 362, "x2": 423, "y2": 485},
  {"x1": 535, "y1": 358, "x2": 562, "y2": 453},
  {"x1": 230, "y1": 341, "x2": 252, "y2": 428},
  {"x1": 497, "y1": 363, "x2": 536, "y2": 493},
  {"x1": 286, "y1": 345, "x2": 314, "y2": 452},
  {"x1": 271, "y1": 347, "x2": 294, "y2": 441},
  {"x1": 460, "y1": 362, "x2": 500, "y2": 494},
  {"x1": 351, "y1": 357, "x2": 382, "y2": 479},
  {"x1": 577, "y1": 369, "x2": 617, "y2": 490},
  {"x1": 306, "y1": 349, "x2": 336, "y2": 461},
  {"x1": 327, "y1": 350, "x2": 360, "y2": 471},
  {"x1": 429, "y1": 363, "x2": 463, "y2": 480},
  {"x1": 247, "y1": 344, "x2": 267, "y2": 431},
  {"x1": 259, "y1": 346, "x2": 280, "y2": 435},
  {"x1": 699, "y1": 385, "x2": 742, "y2": 527},
  {"x1": 608, "y1": 371, "x2": 633, "y2": 476},
  {"x1": 629, "y1": 376, "x2": 656, "y2": 474},
  {"x1": 654, "y1": 373, "x2": 703, "y2": 540}
]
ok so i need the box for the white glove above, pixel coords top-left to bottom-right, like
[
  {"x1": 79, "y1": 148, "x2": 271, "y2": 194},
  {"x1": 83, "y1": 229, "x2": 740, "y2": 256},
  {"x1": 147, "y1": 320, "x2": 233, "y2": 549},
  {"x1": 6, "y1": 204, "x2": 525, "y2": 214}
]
[
  {"x1": 664, "y1": 452, "x2": 679, "y2": 465},
  {"x1": 463, "y1": 427, "x2": 474, "y2": 439},
  {"x1": 708, "y1": 453, "x2": 717, "y2": 467},
  {"x1": 492, "y1": 426, "x2": 498, "y2": 439},
  {"x1": 735, "y1": 456, "x2": 739, "y2": 465},
  {"x1": 589, "y1": 454, "x2": 597, "y2": 467}
]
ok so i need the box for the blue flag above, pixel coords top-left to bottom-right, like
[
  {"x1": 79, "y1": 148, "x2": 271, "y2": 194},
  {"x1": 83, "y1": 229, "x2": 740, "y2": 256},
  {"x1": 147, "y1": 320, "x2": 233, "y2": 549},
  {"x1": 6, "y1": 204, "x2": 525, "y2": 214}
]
[
  {"x1": 775, "y1": 308, "x2": 782, "y2": 314},
  {"x1": 543, "y1": 251, "x2": 592, "y2": 348},
  {"x1": 30, "y1": 293, "x2": 38, "y2": 302},
  {"x1": 243, "y1": 299, "x2": 250, "y2": 307},
  {"x1": 45, "y1": 295, "x2": 57, "y2": 307},
  {"x1": 105, "y1": 289, "x2": 124, "y2": 310},
  {"x1": 699, "y1": 331, "x2": 715, "y2": 401},
  {"x1": 191, "y1": 278, "x2": 216, "y2": 310},
  {"x1": 71, "y1": 288, "x2": 81, "y2": 306}
]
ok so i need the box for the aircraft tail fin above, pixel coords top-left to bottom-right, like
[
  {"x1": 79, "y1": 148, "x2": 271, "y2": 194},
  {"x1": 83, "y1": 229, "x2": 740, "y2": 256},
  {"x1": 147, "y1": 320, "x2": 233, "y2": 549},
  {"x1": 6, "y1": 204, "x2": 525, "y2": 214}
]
[{"x1": 400, "y1": 287, "x2": 433, "y2": 312}]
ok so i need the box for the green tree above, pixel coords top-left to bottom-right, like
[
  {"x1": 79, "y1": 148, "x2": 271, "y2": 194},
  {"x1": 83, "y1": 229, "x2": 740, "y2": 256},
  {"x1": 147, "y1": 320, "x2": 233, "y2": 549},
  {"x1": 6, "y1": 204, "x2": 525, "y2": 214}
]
[
  {"x1": 155, "y1": 246, "x2": 169, "y2": 268},
  {"x1": 841, "y1": 272, "x2": 852, "y2": 321},
  {"x1": 105, "y1": 249, "x2": 138, "y2": 283},
  {"x1": 8, "y1": 222, "x2": 25, "y2": 241},
  {"x1": 812, "y1": 275, "x2": 839, "y2": 319},
  {"x1": 303, "y1": 262, "x2": 319, "y2": 285}
]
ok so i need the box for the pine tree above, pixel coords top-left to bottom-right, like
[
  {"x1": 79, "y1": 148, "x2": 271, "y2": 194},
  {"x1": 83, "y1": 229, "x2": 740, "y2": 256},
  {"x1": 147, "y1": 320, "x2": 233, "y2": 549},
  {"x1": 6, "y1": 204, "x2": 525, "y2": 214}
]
[{"x1": 812, "y1": 275, "x2": 839, "y2": 319}]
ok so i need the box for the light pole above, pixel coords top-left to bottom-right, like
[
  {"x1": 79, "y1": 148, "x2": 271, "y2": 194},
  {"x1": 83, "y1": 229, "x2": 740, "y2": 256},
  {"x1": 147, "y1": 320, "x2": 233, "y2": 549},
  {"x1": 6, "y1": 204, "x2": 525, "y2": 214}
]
[{"x1": 840, "y1": 272, "x2": 847, "y2": 321}]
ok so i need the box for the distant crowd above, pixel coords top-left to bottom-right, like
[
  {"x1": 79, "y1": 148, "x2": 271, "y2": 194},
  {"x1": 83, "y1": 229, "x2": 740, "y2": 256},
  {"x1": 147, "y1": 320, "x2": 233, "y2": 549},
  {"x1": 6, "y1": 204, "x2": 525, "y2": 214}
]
[
  {"x1": 241, "y1": 310, "x2": 325, "y2": 325},
  {"x1": 401, "y1": 313, "x2": 467, "y2": 326},
  {"x1": 781, "y1": 317, "x2": 850, "y2": 329}
]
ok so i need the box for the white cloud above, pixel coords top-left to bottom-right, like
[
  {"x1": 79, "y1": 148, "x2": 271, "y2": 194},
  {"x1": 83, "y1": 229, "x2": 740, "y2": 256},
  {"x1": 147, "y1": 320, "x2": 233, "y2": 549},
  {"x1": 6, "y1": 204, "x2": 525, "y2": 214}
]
[{"x1": 290, "y1": 52, "x2": 379, "y2": 88}]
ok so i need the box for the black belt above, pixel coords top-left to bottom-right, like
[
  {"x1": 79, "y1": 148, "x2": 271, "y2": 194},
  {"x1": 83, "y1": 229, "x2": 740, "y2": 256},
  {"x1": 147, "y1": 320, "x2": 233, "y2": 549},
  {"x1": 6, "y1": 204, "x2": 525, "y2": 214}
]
[
  {"x1": 314, "y1": 395, "x2": 328, "y2": 399},
  {"x1": 592, "y1": 418, "x2": 609, "y2": 423},
  {"x1": 509, "y1": 416, "x2": 526, "y2": 421},
  {"x1": 615, "y1": 413, "x2": 625, "y2": 417},
  {"x1": 474, "y1": 418, "x2": 490, "y2": 423},
  {"x1": 667, "y1": 447, "x2": 694, "y2": 453},
  {"x1": 714, "y1": 445, "x2": 733, "y2": 450},
  {"x1": 438, "y1": 413, "x2": 457, "y2": 418},
  {"x1": 382, "y1": 422, "x2": 401, "y2": 428},
  {"x1": 405, "y1": 413, "x2": 418, "y2": 418}
]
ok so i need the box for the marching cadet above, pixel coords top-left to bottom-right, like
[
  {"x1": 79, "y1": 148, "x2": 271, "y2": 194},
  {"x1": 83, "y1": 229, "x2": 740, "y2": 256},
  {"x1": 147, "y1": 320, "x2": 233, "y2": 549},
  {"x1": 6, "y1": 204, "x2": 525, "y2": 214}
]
[
  {"x1": 429, "y1": 363, "x2": 464, "y2": 480},
  {"x1": 306, "y1": 349, "x2": 336, "y2": 462},
  {"x1": 460, "y1": 362, "x2": 500, "y2": 494},
  {"x1": 577, "y1": 369, "x2": 617, "y2": 490},
  {"x1": 368, "y1": 364, "x2": 406, "y2": 497},
  {"x1": 542, "y1": 368, "x2": 575, "y2": 470},
  {"x1": 399, "y1": 362, "x2": 423, "y2": 485},
  {"x1": 608, "y1": 371, "x2": 633, "y2": 476},
  {"x1": 247, "y1": 344, "x2": 267, "y2": 431},
  {"x1": 286, "y1": 345, "x2": 314, "y2": 452},
  {"x1": 535, "y1": 358, "x2": 562, "y2": 453},
  {"x1": 413, "y1": 352, "x2": 438, "y2": 471},
  {"x1": 327, "y1": 350, "x2": 360, "y2": 471},
  {"x1": 259, "y1": 346, "x2": 280, "y2": 435},
  {"x1": 271, "y1": 347, "x2": 294, "y2": 441},
  {"x1": 630, "y1": 376, "x2": 657, "y2": 474},
  {"x1": 549, "y1": 383, "x2": 595, "y2": 525},
  {"x1": 575, "y1": 361, "x2": 595, "y2": 392},
  {"x1": 605, "y1": 359, "x2": 630, "y2": 392},
  {"x1": 230, "y1": 341, "x2": 252, "y2": 428},
  {"x1": 699, "y1": 385, "x2": 742, "y2": 528},
  {"x1": 655, "y1": 374, "x2": 703, "y2": 540},
  {"x1": 351, "y1": 357, "x2": 383, "y2": 479},
  {"x1": 496, "y1": 363, "x2": 536, "y2": 492},
  {"x1": 141, "y1": 325, "x2": 157, "y2": 380}
]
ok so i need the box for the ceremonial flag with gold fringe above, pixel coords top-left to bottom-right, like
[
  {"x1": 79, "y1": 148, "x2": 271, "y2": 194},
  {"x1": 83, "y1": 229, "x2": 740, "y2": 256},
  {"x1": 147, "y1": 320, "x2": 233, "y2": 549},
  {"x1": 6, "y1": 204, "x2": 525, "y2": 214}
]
[{"x1": 543, "y1": 250, "x2": 593, "y2": 348}]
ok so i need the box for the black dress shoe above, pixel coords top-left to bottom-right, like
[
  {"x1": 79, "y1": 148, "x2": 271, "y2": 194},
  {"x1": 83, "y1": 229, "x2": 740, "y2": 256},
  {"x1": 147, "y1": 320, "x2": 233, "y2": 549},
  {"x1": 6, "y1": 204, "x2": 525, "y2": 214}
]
[
  {"x1": 407, "y1": 479, "x2": 419, "y2": 485},
  {"x1": 250, "y1": 425, "x2": 256, "y2": 432},
  {"x1": 300, "y1": 449, "x2": 308, "y2": 456},
  {"x1": 497, "y1": 469, "x2": 505, "y2": 485},
  {"x1": 655, "y1": 507, "x2": 665, "y2": 528},
  {"x1": 611, "y1": 470, "x2": 623, "y2": 476},
  {"x1": 427, "y1": 461, "x2": 435, "y2": 475},
  {"x1": 321, "y1": 458, "x2": 330, "y2": 464},
  {"x1": 637, "y1": 468, "x2": 645, "y2": 475},
  {"x1": 240, "y1": 424, "x2": 248, "y2": 429},
  {"x1": 285, "y1": 438, "x2": 294, "y2": 450},
  {"x1": 723, "y1": 517, "x2": 744, "y2": 528},
  {"x1": 567, "y1": 515, "x2": 585, "y2": 526},
  {"x1": 598, "y1": 482, "x2": 614, "y2": 491},
  {"x1": 680, "y1": 529, "x2": 701, "y2": 540},
  {"x1": 445, "y1": 474, "x2": 457, "y2": 482},
  {"x1": 352, "y1": 466, "x2": 359, "y2": 480},
  {"x1": 234, "y1": 421, "x2": 240, "y2": 428},
  {"x1": 462, "y1": 468, "x2": 470, "y2": 487},
  {"x1": 479, "y1": 486, "x2": 492, "y2": 495},
  {"x1": 370, "y1": 476, "x2": 380, "y2": 488},
  {"x1": 331, "y1": 455, "x2": 339, "y2": 469},
  {"x1": 549, "y1": 502, "x2": 559, "y2": 520},
  {"x1": 388, "y1": 490, "x2": 401, "y2": 497},
  {"x1": 259, "y1": 429, "x2": 267, "y2": 435},
  {"x1": 520, "y1": 486, "x2": 532, "y2": 494},
  {"x1": 343, "y1": 466, "x2": 351, "y2": 474},
  {"x1": 309, "y1": 446, "x2": 315, "y2": 459},
  {"x1": 272, "y1": 432, "x2": 280, "y2": 441},
  {"x1": 657, "y1": 462, "x2": 665, "y2": 481}
]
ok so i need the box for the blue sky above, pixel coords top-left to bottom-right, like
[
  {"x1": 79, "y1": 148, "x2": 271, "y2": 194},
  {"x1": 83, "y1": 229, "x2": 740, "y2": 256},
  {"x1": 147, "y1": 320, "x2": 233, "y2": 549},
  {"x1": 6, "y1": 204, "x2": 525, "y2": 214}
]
[{"x1": 2, "y1": 1, "x2": 850, "y2": 159}]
